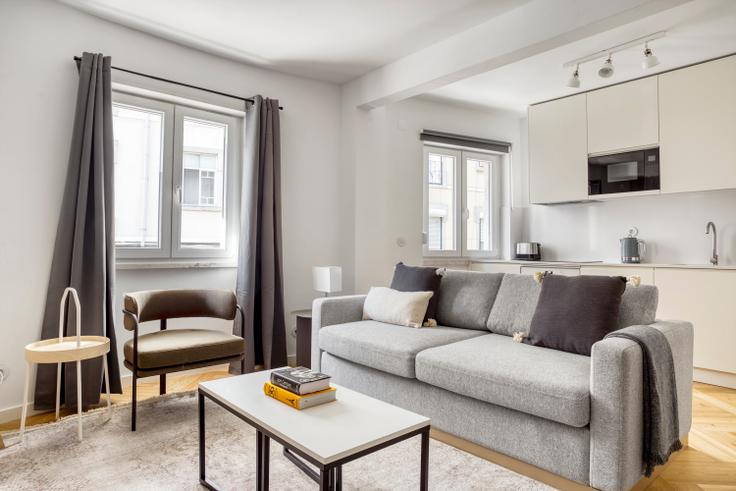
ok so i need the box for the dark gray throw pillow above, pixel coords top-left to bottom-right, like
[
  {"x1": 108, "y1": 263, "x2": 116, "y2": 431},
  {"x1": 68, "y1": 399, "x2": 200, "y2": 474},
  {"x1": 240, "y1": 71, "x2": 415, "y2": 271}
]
[
  {"x1": 525, "y1": 275, "x2": 627, "y2": 356},
  {"x1": 390, "y1": 262, "x2": 441, "y2": 322}
]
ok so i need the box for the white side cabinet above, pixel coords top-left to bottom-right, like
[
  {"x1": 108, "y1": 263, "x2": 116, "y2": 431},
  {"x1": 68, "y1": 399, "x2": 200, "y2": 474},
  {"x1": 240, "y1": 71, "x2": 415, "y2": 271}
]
[
  {"x1": 659, "y1": 55, "x2": 736, "y2": 193},
  {"x1": 655, "y1": 268, "x2": 736, "y2": 375},
  {"x1": 586, "y1": 77, "x2": 659, "y2": 154},
  {"x1": 528, "y1": 94, "x2": 588, "y2": 204}
]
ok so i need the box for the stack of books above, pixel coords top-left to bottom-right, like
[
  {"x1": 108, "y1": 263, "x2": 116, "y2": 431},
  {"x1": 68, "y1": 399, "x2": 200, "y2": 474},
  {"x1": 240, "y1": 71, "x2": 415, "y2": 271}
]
[{"x1": 263, "y1": 367, "x2": 336, "y2": 410}]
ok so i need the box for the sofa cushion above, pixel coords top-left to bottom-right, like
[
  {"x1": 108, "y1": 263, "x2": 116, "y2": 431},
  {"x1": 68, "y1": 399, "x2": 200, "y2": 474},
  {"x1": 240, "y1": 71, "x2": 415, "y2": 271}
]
[
  {"x1": 487, "y1": 274, "x2": 541, "y2": 335},
  {"x1": 525, "y1": 275, "x2": 627, "y2": 356},
  {"x1": 319, "y1": 320, "x2": 485, "y2": 378},
  {"x1": 487, "y1": 274, "x2": 659, "y2": 336},
  {"x1": 362, "y1": 287, "x2": 434, "y2": 328},
  {"x1": 619, "y1": 284, "x2": 658, "y2": 328},
  {"x1": 415, "y1": 334, "x2": 591, "y2": 427},
  {"x1": 390, "y1": 262, "x2": 442, "y2": 322},
  {"x1": 435, "y1": 270, "x2": 504, "y2": 330}
]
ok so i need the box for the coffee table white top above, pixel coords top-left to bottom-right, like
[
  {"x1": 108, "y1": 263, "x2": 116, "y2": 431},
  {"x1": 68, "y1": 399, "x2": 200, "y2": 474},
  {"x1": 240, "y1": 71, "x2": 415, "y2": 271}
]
[{"x1": 199, "y1": 368, "x2": 430, "y2": 465}]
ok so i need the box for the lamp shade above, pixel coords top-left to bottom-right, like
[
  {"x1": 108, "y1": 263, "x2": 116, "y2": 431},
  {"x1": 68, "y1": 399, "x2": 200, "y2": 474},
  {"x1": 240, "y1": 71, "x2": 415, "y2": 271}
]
[{"x1": 313, "y1": 266, "x2": 342, "y2": 293}]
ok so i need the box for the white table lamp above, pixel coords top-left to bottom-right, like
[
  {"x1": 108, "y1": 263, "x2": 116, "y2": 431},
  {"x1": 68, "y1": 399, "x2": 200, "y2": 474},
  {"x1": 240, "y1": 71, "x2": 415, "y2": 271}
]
[{"x1": 313, "y1": 266, "x2": 342, "y2": 296}]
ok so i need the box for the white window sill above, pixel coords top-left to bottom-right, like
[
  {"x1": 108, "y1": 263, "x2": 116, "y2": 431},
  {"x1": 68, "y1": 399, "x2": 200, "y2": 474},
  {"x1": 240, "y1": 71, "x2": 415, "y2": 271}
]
[{"x1": 116, "y1": 260, "x2": 238, "y2": 270}]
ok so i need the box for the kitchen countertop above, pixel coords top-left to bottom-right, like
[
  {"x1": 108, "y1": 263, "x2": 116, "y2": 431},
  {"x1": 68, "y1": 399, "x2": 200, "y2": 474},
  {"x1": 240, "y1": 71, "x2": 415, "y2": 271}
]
[{"x1": 470, "y1": 259, "x2": 736, "y2": 270}]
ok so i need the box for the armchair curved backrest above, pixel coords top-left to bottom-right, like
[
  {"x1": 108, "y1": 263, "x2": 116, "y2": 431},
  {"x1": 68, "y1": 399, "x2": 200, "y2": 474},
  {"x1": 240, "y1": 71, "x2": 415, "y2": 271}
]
[{"x1": 123, "y1": 289, "x2": 238, "y2": 331}]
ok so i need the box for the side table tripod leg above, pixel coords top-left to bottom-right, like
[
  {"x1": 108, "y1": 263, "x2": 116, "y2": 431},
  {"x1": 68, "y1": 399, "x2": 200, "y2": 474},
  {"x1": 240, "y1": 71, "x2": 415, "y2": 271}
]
[
  {"x1": 76, "y1": 360, "x2": 83, "y2": 441},
  {"x1": 19, "y1": 362, "x2": 31, "y2": 443},
  {"x1": 55, "y1": 362, "x2": 61, "y2": 420},
  {"x1": 103, "y1": 355, "x2": 112, "y2": 419}
]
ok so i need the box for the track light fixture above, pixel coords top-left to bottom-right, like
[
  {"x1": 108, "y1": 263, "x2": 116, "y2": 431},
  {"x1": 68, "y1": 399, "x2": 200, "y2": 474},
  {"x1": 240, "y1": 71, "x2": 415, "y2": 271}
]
[
  {"x1": 598, "y1": 55, "x2": 614, "y2": 78},
  {"x1": 567, "y1": 65, "x2": 580, "y2": 88},
  {"x1": 642, "y1": 42, "x2": 659, "y2": 69},
  {"x1": 561, "y1": 31, "x2": 666, "y2": 87}
]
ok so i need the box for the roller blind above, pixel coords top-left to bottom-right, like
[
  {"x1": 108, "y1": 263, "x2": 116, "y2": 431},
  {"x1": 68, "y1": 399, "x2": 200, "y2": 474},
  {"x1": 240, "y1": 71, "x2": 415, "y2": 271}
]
[{"x1": 420, "y1": 129, "x2": 511, "y2": 153}]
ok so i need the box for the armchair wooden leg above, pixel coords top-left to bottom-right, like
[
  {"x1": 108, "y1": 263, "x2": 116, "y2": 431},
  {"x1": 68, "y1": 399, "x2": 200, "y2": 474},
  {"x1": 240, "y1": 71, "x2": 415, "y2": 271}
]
[
  {"x1": 159, "y1": 374, "x2": 166, "y2": 395},
  {"x1": 131, "y1": 373, "x2": 137, "y2": 432},
  {"x1": 241, "y1": 357, "x2": 245, "y2": 375}
]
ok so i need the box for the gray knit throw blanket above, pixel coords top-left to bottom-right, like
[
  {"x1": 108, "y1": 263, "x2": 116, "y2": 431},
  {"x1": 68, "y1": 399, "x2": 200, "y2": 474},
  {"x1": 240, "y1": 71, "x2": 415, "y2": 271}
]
[{"x1": 605, "y1": 325, "x2": 683, "y2": 477}]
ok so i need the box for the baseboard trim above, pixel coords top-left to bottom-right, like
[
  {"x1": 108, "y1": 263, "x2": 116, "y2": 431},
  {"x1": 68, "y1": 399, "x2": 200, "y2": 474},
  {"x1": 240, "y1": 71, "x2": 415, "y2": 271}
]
[
  {"x1": 693, "y1": 367, "x2": 736, "y2": 389},
  {"x1": 430, "y1": 428, "x2": 686, "y2": 491}
]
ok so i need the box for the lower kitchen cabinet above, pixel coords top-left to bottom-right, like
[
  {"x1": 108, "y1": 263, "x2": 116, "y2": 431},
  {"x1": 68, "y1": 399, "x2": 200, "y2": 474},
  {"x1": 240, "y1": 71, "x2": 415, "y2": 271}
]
[
  {"x1": 470, "y1": 263, "x2": 521, "y2": 274},
  {"x1": 520, "y1": 266, "x2": 580, "y2": 277},
  {"x1": 579, "y1": 265, "x2": 655, "y2": 285},
  {"x1": 655, "y1": 268, "x2": 736, "y2": 375}
]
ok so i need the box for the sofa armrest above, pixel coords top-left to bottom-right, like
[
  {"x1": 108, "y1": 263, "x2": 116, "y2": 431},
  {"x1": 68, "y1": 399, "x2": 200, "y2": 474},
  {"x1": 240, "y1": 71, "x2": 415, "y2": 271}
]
[
  {"x1": 311, "y1": 295, "x2": 366, "y2": 371},
  {"x1": 589, "y1": 320, "x2": 693, "y2": 491}
]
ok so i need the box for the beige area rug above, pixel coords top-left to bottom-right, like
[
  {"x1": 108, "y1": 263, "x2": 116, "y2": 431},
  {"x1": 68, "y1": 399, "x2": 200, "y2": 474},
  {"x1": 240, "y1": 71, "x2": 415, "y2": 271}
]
[{"x1": 0, "y1": 391, "x2": 552, "y2": 490}]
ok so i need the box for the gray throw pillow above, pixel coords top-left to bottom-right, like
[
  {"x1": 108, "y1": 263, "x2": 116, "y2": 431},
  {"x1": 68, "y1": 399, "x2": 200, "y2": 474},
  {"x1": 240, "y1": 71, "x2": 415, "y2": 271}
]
[
  {"x1": 390, "y1": 262, "x2": 441, "y2": 322},
  {"x1": 435, "y1": 270, "x2": 504, "y2": 330},
  {"x1": 525, "y1": 275, "x2": 627, "y2": 356},
  {"x1": 487, "y1": 274, "x2": 541, "y2": 336}
]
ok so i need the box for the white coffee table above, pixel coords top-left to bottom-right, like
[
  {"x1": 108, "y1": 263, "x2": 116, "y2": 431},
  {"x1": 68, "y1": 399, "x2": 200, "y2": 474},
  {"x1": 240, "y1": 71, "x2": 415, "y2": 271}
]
[{"x1": 198, "y1": 368, "x2": 430, "y2": 491}]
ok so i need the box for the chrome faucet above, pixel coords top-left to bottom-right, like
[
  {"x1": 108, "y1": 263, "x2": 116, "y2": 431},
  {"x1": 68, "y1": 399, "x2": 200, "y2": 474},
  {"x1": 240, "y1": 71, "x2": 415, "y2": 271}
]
[{"x1": 706, "y1": 221, "x2": 718, "y2": 266}]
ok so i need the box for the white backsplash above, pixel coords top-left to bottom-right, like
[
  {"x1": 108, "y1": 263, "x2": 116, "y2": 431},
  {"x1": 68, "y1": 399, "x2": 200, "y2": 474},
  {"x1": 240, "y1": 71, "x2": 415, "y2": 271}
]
[{"x1": 522, "y1": 189, "x2": 736, "y2": 265}]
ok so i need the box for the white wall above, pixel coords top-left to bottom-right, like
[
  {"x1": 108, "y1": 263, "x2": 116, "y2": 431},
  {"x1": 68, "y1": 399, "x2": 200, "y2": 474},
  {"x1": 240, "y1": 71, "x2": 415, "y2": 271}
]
[
  {"x1": 0, "y1": 0, "x2": 352, "y2": 417},
  {"x1": 521, "y1": 189, "x2": 736, "y2": 264},
  {"x1": 341, "y1": 88, "x2": 524, "y2": 293}
]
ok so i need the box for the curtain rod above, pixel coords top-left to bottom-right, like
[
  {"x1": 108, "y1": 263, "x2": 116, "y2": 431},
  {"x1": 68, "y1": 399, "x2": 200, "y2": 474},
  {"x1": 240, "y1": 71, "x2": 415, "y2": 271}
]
[{"x1": 73, "y1": 56, "x2": 283, "y2": 110}]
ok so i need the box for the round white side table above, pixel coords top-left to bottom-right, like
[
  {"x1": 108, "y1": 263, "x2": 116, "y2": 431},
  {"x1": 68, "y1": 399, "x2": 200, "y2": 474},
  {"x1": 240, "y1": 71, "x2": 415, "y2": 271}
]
[{"x1": 20, "y1": 288, "x2": 112, "y2": 442}]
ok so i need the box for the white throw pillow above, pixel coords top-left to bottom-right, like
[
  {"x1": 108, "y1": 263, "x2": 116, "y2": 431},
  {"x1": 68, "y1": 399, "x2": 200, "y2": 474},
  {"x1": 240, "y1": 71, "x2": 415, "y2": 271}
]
[{"x1": 362, "y1": 287, "x2": 434, "y2": 328}]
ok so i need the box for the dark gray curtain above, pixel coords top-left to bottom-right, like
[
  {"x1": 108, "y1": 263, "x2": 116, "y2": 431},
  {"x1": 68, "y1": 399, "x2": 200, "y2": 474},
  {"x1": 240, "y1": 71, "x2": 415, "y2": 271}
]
[
  {"x1": 232, "y1": 96, "x2": 287, "y2": 373},
  {"x1": 34, "y1": 52, "x2": 122, "y2": 409}
]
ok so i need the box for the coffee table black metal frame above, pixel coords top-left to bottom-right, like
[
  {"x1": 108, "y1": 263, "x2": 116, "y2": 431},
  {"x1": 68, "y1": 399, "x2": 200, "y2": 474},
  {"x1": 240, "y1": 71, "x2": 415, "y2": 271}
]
[{"x1": 198, "y1": 388, "x2": 430, "y2": 491}]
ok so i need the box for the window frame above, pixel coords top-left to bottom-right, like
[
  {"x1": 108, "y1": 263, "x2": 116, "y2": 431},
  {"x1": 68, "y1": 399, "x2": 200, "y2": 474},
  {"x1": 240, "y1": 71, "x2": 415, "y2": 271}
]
[
  {"x1": 112, "y1": 91, "x2": 242, "y2": 262},
  {"x1": 423, "y1": 144, "x2": 502, "y2": 259},
  {"x1": 460, "y1": 150, "x2": 502, "y2": 259},
  {"x1": 112, "y1": 92, "x2": 174, "y2": 260},
  {"x1": 422, "y1": 146, "x2": 461, "y2": 257},
  {"x1": 172, "y1": 105, "x2": 241, "y2": 259}
]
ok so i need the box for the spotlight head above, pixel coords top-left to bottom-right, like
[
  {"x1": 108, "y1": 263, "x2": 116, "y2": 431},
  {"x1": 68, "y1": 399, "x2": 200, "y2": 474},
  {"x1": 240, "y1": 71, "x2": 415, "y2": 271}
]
[
  {"x1": 598, "y1": 56, "x2": 614, "y2": 78},
  {"x1": 567, "y1": 66, "x2": 580, "y2": 88},
  {"x1": 642, "y1": 46, "x2": 659, "y2": 69}
]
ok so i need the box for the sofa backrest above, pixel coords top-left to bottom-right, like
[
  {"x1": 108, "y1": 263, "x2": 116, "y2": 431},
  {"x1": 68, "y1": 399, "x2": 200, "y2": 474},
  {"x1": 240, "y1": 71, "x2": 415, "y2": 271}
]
[
  {"x1": 486, "y1": 274, "x2": 541, "y2": 336},
  {"x1": 435, "y1": 270, "x2": 504, "y2": 330},
  {"x1": 486, "y1": 273, "x2": 659, "y2": 336}
]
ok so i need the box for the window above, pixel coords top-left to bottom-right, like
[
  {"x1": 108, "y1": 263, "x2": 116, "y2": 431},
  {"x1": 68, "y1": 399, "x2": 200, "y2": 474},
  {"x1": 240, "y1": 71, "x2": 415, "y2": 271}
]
[
  {"x1": 112, "y1": 92, "x2": 241, "y2": 260},
  {"x1": 428, "y1": 154, "x2": 444, "y2": 185},
  {"x1": 423, "y1": 146, "x2": 501, "y2": 258},
  {"x1": 428, "y1": 216, "x2": 444, "y2": 250},
  {"x1": 183, "y1": 153, "x2": 219, "y2": 207}
]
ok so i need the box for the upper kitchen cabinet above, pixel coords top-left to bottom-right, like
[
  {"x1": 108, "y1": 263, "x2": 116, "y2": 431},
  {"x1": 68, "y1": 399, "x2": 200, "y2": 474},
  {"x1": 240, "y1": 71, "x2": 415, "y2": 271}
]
[
  {"x1": 528, "y1": 94, "x2": 588, "y2": 204},
  {"x1": 659, "y1": 55, "x2": 736, "y2": 194},
  {"x1": 587, "y1": 77, "x2": 659, "y2": 154}
]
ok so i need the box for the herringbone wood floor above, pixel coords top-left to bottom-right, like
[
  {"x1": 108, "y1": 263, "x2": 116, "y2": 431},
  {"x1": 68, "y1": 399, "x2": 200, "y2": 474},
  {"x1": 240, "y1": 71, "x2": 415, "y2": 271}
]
[{"x1": 2, "y1": 367, "x2": 734, "y2": 490}]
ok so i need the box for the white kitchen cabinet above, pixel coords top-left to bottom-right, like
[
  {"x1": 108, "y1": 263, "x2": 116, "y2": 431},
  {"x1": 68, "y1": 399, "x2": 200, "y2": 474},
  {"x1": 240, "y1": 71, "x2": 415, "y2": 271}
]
[
  {"x1": 655, "y1": 268, "x2": 736, "y2": 375},
  {"x1": 520, "y1": 266, "x2": 580, "y2": 277},
  {"x1": 470, "y1": 262, "x2": 521, "y2": 274},
  {"x1": 579, "y1": 265, "x2": 655, "y2": 285},
  {"x1": 587, "y1": 77, "x2": 659, "y2": 154},
  {"x1": 659, "y1": 55, "x2": 736, "y2": 194},
  {"x1": 528, "y1": 94, "x2": 588, "y2": 204}
]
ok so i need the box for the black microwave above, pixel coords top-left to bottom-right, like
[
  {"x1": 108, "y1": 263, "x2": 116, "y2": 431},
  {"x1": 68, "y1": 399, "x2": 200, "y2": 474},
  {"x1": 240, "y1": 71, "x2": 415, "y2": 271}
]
[{"x1": 588, "y1": 147, "x2": 660, "y2": 196}]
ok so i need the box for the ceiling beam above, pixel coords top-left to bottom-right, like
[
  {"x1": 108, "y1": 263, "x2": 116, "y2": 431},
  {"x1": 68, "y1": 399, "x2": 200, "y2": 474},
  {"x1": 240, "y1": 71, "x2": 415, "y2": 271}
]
[{"x1": 350, "y1": 0, "x2": 691, "y2": 109}]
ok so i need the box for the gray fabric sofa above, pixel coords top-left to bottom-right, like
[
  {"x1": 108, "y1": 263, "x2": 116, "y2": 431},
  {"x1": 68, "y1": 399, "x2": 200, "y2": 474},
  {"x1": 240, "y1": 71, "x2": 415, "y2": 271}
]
[{"x1": 311, "y1": 271, "x2": 693, "y2": 491}]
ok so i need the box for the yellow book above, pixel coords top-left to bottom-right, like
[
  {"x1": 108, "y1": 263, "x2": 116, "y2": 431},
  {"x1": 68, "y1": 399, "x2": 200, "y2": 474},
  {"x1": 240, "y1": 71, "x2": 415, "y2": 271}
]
[{"x1": 263, "y1": 382, "x2": 337, "y2": 410}]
